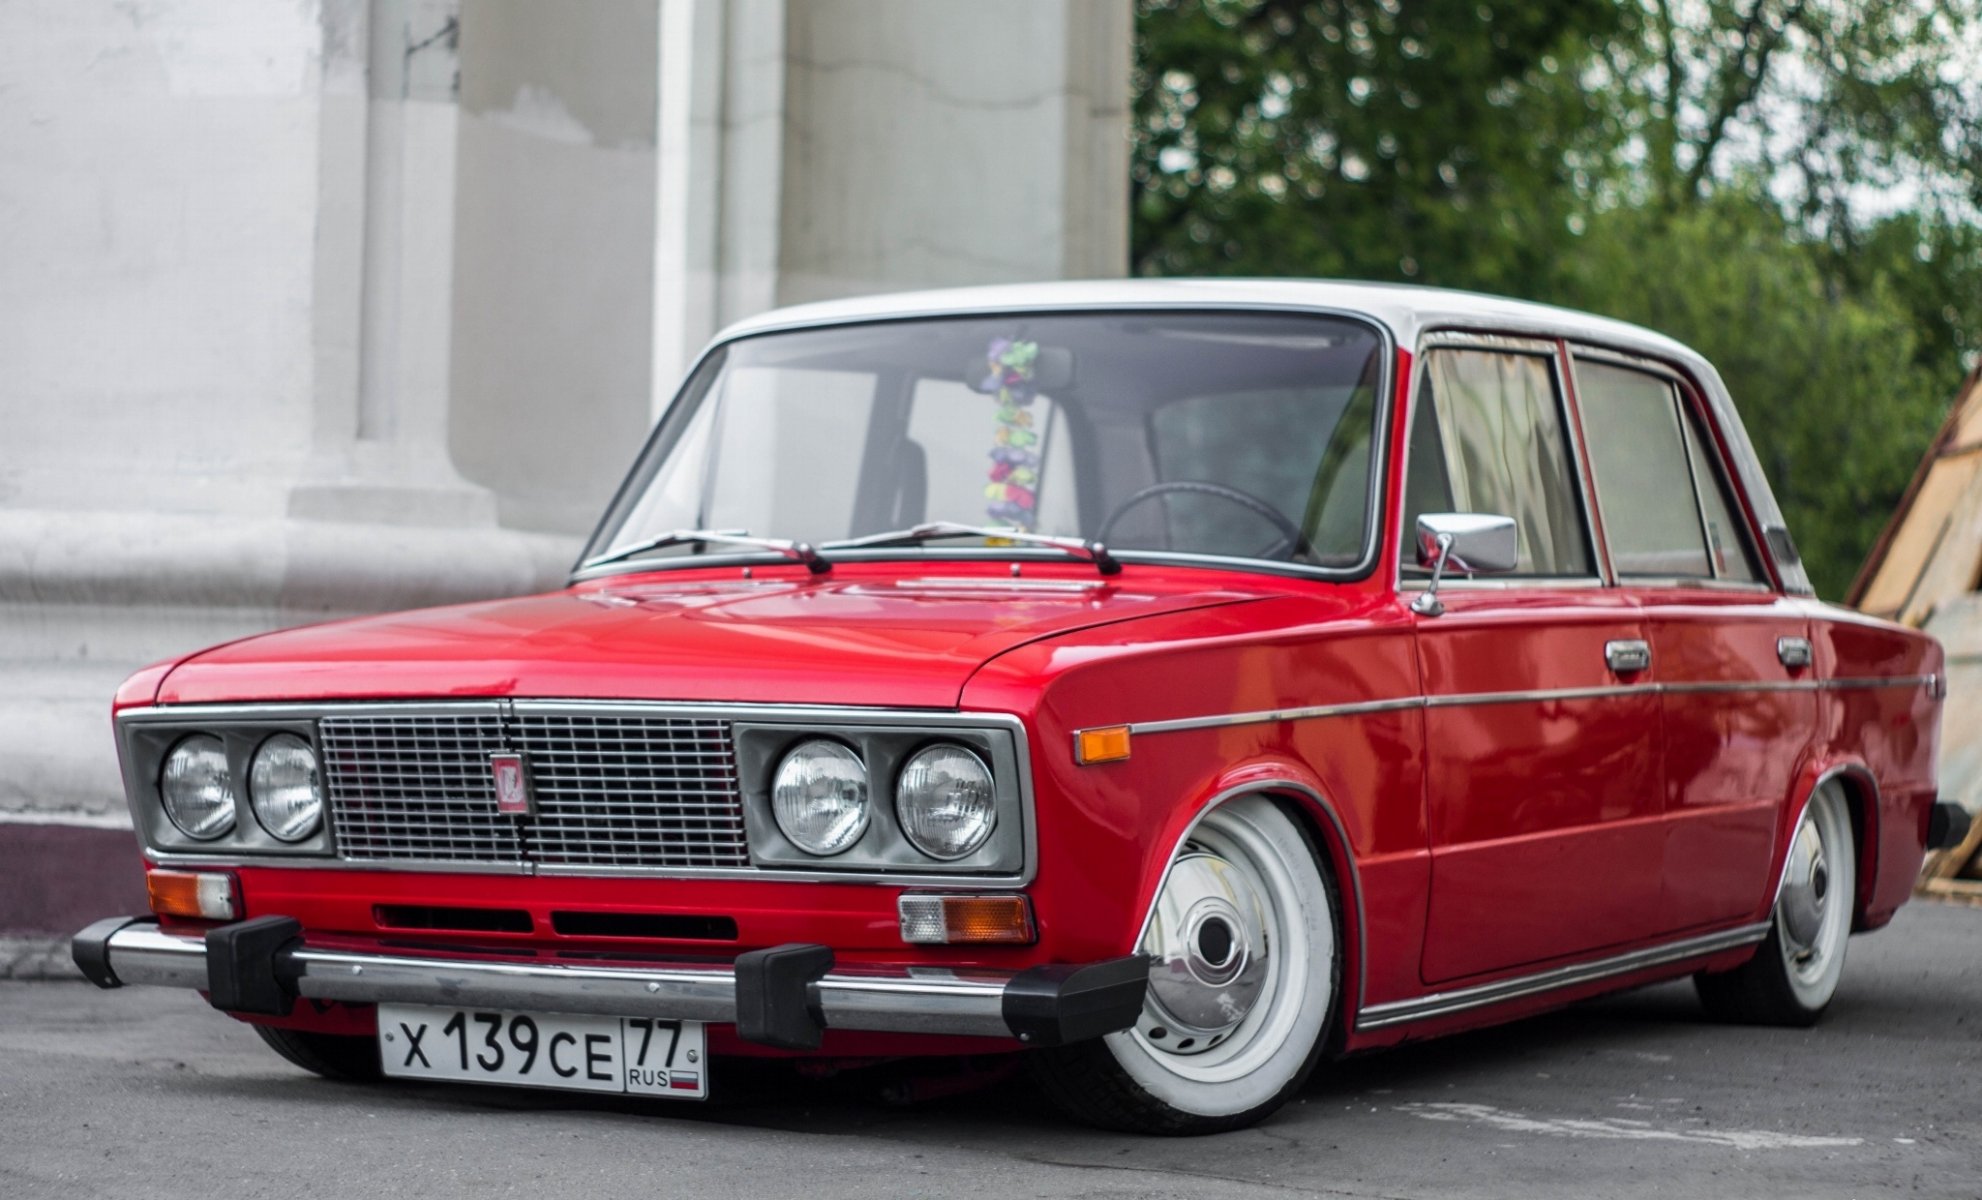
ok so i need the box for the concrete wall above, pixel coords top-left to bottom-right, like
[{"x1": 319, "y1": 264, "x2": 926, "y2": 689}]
[
  {"x1": 0, "y1": 0, "x2": 328, "y2": 516},
  {"x1": 450, "y1": 0, "x2": 661, "y2": 536},
  {"x1": 778, "y1": 0, "x2": 1131, "y2": 303},
  {"x1": 0, "y1": 0, "x2": 1130, "y2": 967}
]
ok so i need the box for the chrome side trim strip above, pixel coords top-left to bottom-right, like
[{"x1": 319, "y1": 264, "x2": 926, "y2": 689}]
[
  {"x1": 1354, "y1": 920, "x2": 1770, "y2": 1032},
  {"x1": 1828, "y1": 674, "x2": 1938, "y2": 691},
  {"x1": 1422, "y1": 684, "x2": 1645, "y2": 708},
  {"x1": 1104, "y1": 674, "x2": 1938, "y2": 740},
  {"x1": 1660, "y1": 680, "x2": 1812, "y2": 695},
  {"x1": 1127, "y1": 697, "x2": 1423, "y2": 736}
]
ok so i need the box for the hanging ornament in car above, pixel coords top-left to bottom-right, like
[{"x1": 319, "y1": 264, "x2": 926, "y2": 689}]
[{"x1": 977, "y1": 337, "x2": 1041, "y2": 531}]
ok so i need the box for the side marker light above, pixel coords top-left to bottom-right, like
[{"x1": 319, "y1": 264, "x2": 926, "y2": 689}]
[{"x1": 1074, "y1": 726, "x2": 1132, "y2": 765}]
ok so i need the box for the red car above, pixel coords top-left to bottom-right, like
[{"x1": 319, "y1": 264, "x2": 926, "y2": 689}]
[{"x1": 74, "y1": 282, "x2": 1965, "y2": 1134}]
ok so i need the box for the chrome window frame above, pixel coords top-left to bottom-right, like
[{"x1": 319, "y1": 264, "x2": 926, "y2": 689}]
[
  {"x1": 1392, "y1": 331, "x2": 1607, "y2": 592},
  {"x1": 572, "y1": 303, "x2": 1399, "y2": 587},
  {"x1": 117, "y1": 700, "x2": 1039, "y2": 888}
]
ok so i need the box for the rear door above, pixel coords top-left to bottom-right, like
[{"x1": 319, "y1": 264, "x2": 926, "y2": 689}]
[
  {"x1": 1408, "y1": 339, "x2": 1667, "y2": 984},
  {"x1": 1569, "y1": 351, "x2": 1812, "y2": 931}
]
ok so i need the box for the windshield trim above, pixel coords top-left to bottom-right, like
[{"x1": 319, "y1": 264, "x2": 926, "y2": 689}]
[{"x1": 572, "y1": 303, "x2": 1398, "y2": 586}]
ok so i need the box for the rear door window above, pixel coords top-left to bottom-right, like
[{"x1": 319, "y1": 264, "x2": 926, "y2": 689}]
[
  {"x1": 1574, "y1": 358, "x2": 1762, "y2": 583},
  {"x1": 1402, "y1": 348, "x2": 1593, "y2": 576}
]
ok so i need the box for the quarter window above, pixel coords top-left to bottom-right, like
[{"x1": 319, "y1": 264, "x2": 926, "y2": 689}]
[
  {"x1": 1575, "y1": 359, "x2": 1761, "y2": 582},
  {"x1": 1402, "y1": 349, "x2": 1592, "y2": 576},
  {"x1": 1681, "y1": 413, "x2": 1764, "y2": 582}
]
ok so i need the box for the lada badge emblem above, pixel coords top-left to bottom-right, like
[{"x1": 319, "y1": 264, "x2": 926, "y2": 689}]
[{"x1": 490, "y1": 753, "x2": 534, "y2": 816}]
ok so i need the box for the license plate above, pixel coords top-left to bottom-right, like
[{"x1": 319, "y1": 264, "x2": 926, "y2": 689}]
[{"x1": 378, "y1": 1004, "x2": 707, "y2": 1099}]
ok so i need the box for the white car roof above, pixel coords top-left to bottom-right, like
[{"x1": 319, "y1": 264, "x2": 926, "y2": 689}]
[
  {"x1": 717, "y1": 278, "x2": 1699, "y2": 365},
  {"x1": 708, "y1": 279, "x2": 1813, "y2": 596}
]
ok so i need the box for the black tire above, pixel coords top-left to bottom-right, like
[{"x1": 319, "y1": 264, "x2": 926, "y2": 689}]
[
  {"x1": 254, "y1": 1025, "x2": 383, "y2": 1081},
  {"x1": 1695, "y1": 781, "x2": 1855, "y2": 1027},
  {"x1": 1029, "y1": 795, "x2": 1342, "y2": 1135},
  {"x1": 1027, "y1": 1009, "x2": 1331, "y2": 1136}
]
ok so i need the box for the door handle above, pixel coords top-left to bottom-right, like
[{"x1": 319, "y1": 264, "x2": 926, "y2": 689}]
[
  {"x1": 1777, "y1": 636, "x2": 1813, "y2": 670},
  {"x1": 1605, "y1": 639, "x2": 1651, "y2": 674}
]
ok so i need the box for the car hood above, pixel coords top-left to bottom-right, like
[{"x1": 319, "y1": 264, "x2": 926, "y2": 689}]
[{"x1": 154, "y1": 569, "x2": 1274, "y2": 709}]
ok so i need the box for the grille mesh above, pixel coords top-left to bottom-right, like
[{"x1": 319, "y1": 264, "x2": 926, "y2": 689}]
[
  {"x1": 516, "y1": 712, "x2": 747, "y2": 869},
  {"x1": 321, "y1": 712, "x2": 521, "y2": 863},
  {"x1": 319, "y1": 708, "x2": 747, "y2": 870}
]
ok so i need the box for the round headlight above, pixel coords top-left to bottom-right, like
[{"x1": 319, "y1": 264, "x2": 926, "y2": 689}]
[
  {"x1": 160, "y1": 734, "x2": 237, "y2": 841},
  {"x1": 772, "y1": 740, "x2": 870, "y2": 855},
  {"x1": 250, "y1": 733, "x2": 323, "y2": 842},
  {"x1": 895, "y1": 744, "x2": 996, "y2": 860}
]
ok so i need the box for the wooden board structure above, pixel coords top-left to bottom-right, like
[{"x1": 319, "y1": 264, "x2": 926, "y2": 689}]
[
  {"x1": 1852, "y1": 363, "x2": 1982, "y2": 623},
  {"x1": 1850, "y1": 364, "x2": 1982, "y2": 898}
]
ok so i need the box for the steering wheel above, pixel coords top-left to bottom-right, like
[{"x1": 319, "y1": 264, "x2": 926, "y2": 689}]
[{"x1": 1096, "y1": 481, "x2": 1312, "y2": 561}]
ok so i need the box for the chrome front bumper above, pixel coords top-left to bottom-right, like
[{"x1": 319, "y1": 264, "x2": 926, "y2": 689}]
[{"x1": 73, "y1": 916, "x2": 1148, "y2": 1050}]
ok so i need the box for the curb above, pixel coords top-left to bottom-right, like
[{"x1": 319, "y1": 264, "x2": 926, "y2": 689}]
[
  {"x1": 0, "y1": 937, "x2": 79, "y2": 980},
  {"x1": 0, "y1": 823, "x2": 147, "y2": 962}
]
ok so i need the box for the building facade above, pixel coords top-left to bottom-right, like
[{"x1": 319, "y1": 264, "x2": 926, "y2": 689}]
[{"x1": 0, "y1": 0, "x2": 1130, "y2": 965}]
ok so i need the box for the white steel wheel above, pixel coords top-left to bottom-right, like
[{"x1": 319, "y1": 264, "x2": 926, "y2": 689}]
[
  {"x1": 1030, "y1": 794, "x2": 1339, "y2": 1134},
  {"x1": 1696, "y1": 781, "x2": 1855, "y2": 1026}
]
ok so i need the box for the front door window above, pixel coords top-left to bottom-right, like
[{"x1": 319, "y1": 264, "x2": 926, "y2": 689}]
[{"x1": 1403, "y1": 349, "x2": 1591, "y2": 575}]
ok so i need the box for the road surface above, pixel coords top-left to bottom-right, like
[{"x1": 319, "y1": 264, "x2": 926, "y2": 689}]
[{"x1": 3, "y1": 900, "x2": 1978, "y2": 1199}]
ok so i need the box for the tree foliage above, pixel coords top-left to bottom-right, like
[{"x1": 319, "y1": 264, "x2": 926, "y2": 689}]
[
  {"x1": 1133, "y1": 0, "x2": 1982, "y2": 597},
  {"x1": 1133, "y1": 0, "x2": 1622, "y2": 286}
]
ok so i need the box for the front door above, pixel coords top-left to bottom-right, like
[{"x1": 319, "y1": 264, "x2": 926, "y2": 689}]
[{"x1": 1405, "y1": 341, "x2": 1667, "y2": 984}]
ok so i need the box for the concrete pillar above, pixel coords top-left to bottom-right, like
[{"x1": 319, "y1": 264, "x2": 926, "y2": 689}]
[{"x1": 649, "y1": 0, "x2": 1132, "y2": 402}]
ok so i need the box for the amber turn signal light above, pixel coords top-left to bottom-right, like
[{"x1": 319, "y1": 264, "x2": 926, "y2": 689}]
[
  {"x1": 147, "y1": 870, "x2": 238, "y2": 921},
  {"x1": 898, "y1": 893, "x2": 1036, "y2": 945},
  {"x1": 1074, "y1": 725, "x2": 1131, "y2": 764}
]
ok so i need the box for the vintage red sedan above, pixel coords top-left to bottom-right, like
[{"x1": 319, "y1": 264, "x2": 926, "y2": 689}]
[{"x1": 74, "y1": 281, "x2": 1964, "y2": 1134}]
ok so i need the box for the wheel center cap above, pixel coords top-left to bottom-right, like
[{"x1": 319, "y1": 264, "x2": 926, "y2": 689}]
[
  {"x1": 1780, "y1": 824, "x2": 1828, "y2": 953},
  {"x1": 1141, "y1": 853, "x2": 1271, "y2": 1039},
  {"x1": 1181, "y1": 900, "x2": 1249, "y2": 988}
]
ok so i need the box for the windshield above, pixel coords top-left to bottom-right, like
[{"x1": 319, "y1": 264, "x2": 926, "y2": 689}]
[{"x1": 583, "y1": 311, "x2": 1387, "y2": 574}]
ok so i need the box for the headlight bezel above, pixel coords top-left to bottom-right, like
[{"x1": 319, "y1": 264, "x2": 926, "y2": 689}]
[
  {"x1": 120, "y1": 714, "x2": 337, "y2": 858},
  {"x1": 736, "y1": 719, "x2": 1028, "y2": 878}
]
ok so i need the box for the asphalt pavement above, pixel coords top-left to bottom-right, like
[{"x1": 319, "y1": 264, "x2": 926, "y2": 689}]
[{"x1": 4, "y1": 900, "x2": 1979, "y2": 1200}]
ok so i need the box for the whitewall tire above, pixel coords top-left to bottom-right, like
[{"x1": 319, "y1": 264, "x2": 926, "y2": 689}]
[
  {"x1": 1030, "y1": 793, "x2": 1341, "y2": 1134},
  {"x1": 1696, "y1": 780, "x2": 1855, "y2": 1026}
]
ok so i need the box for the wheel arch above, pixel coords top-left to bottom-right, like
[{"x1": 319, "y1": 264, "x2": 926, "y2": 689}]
[
  {"x1": 1780, "y1": 760, "x2": 1882, "y2": 930},
  {"x1": 1129, "y1": 771, "x2": 1368, "y2": 1051}
]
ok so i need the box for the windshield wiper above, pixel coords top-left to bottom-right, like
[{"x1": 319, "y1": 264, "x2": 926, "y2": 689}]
[
  {"x1": 580, "y1": 529, "x2": 831, "y2": 574},
  {"x1": 822, "y1": 521, "x2": 1121, "y2": 575}
]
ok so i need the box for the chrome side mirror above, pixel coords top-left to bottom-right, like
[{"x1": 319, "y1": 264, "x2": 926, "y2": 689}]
[{"x1": 1411, "y1": 513, "x2": 1518, "y2": 617}]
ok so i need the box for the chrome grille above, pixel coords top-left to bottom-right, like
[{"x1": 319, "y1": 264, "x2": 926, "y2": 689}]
[
  {"x1": 318, "y1": 706, "x2": 747, "y2": 870},
  {"x1": 321, "y1": 712, "x2": 521, "y2": 863},
  {"x1": 516, "y1": 712, "x2": 747, "y2": 869}
]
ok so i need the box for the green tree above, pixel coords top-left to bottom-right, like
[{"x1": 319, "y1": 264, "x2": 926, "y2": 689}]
[
  {"x1": 1560, "y1": 196, "x2": 1950, "y2": 596},
  {"x1": 1131, "y1": 0, "x2": 1625, "y2": 287},
  {"x1": 1134, "y1": 0, "x2": 1982, "y2": 598}
]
